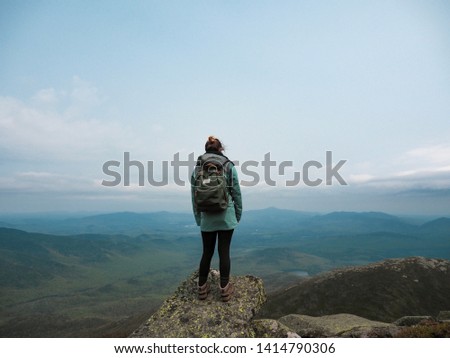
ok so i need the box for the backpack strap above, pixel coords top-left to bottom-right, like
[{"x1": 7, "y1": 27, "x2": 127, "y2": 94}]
[{"x1": 197, "y1": 153, "x2": 233, "y2": 168}]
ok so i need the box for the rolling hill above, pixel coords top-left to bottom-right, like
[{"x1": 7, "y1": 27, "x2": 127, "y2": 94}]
[{"x1": 1, "y1": 208, "x2": 449, "y2": 337}]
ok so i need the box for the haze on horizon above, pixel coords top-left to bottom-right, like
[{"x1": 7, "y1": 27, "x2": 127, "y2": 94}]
[{"x1": 1, "y1": 1, "x2": 449, "y2": 216}]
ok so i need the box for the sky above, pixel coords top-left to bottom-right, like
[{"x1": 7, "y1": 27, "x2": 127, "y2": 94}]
[{"x1": 0, "y1": 0, "x2": 449, "y2": 215}]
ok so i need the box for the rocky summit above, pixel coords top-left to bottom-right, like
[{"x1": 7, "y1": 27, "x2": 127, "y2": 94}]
[
  {"x1": 129, "y1": 257, "x2": 450, "y2": 338},
  {"x1": 130, "y1": 269, "x2": 266, "y2": 338}
]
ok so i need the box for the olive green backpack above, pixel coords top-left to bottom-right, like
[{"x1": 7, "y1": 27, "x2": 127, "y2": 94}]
[{"x1": 193, "y1": 155, "x2": 232, "y2": 212}]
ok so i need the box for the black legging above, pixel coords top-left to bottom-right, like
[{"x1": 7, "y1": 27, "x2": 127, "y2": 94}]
[{"x1": 198, "y1": 229, "x2": 234, "y2": 288}]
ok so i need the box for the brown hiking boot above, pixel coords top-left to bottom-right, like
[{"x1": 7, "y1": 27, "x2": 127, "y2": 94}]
[
  {"x1": 220, "y1": 282, "x2": 234, "y2": 302},
  {"x1": 198, "y1": 282, "x2": 210, "y2": 300}
]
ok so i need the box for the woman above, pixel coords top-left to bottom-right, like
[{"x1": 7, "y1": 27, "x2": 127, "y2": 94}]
[{"x1": 191, "y1": 136, "x2": 242, "y2": 302}]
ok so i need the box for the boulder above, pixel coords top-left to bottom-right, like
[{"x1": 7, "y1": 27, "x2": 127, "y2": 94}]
[
  {"x1": 252, "y1": 319, "x2": 300, "y2": 338},
  {"x1": 129, "y1": 269, "x2": 266, "y2": 338},
  {"x1": 437, "y1": 311, "x2": 450, "y2": 322},
  {"x1": 279, "y1": 313, "x2": 399, "y2": 338},
  {"x1": 394, "y1": 316, "x2": 434, "y2": 326}
]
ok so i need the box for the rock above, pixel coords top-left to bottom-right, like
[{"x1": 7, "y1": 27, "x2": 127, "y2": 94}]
[
  {"x1": 252, "y1": 319, "x2": 300, "y2": 338},
  {"x1": 437, "y1": 311, "x2": 450, "y2": 322},
  {"x1": 279, "y1": 313, "x2": 397, "y2": 338},
  {"x1": 129, "y1": 269, "x2": 266, "y2": 338},
  {"x1": 261, "y1": 257, "x2": 450, "y2": 323},
  {"x1": 341, "y1": 325, "x2": 402, "y2": 338},
  {"x1": 394, "y1": 316, "x2": 434, "y2": 326}
]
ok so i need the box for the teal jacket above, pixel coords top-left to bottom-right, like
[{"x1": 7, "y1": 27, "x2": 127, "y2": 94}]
[{"x1": 191, "y1": 152, "x2": 243, "y2": 232}]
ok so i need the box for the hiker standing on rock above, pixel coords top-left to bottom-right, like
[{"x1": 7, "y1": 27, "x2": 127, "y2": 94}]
[{"x1": 191, "y1": 136, "x2": 242, "y2": 302}]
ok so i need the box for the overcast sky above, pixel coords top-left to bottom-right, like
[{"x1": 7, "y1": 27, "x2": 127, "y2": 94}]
[{"x1": 1, "y1": 0, "x2": 449, "y2": 215}]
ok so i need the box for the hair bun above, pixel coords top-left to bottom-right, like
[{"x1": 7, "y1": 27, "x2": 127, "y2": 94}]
[{"x1": 205, "y1": 136, "x2": 224, "y2": 152}]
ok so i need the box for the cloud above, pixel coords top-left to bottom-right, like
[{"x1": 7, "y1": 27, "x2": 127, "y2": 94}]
[
  {"x1": 347, "y1": 174, "x2": 376, "y2": 184},
  {"x1": 346, "y1": 144, "x2": 450, "y2": 192},
  {"x1": 31, "y1": 88, "x2": 59, "y2": 105},
  {"x1": 0, "y1": 77, "x2": 159, "y2": 210},
  {"x1": 404, "y1": 144, "x2": 450, "y2": 165},
  {"x1": 0, "y1": 171, "x2": 97, "y2": 194},
  {"x1": 0, "y1": 77, "x2": 139, "y2": 163},
  {"x1": 65, "y1": 76, "x2": 107, "y2": 117}
]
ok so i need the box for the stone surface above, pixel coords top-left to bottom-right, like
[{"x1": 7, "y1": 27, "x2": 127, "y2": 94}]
[
  {"x1": 279, "y1": 313, "x2": 397, "y2": 338},
  {"x1": 394, "y1": 316, "x2": 434, "y2": 327},
  {"x1": 252, "y1": 319, "x2": 300, "y2": 338},
  {"x1": 129, "y1": 269, "x2": 266, "y2": 338},
  {"x1": 340, "y1": 325, "x2": 402, "y2": 338},
  {"x1": 437, "y1": 311, "x2": 450, "y2": 322}
]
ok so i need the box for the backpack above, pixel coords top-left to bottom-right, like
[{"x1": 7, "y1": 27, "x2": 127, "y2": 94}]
[{"x1": 192, "y1": 154, "x2": 232, "y2": 212}]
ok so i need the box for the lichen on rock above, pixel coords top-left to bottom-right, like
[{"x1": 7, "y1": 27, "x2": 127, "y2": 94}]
[
  {"x1": 279, "y1": 313, "x2": 399, "y2": 338},
  {"x1": 252, "y1": 319, "x2": 300, "y2": 338},
  {"x1": 129, "y1": 269, "x2": 266, "y2": 338}
]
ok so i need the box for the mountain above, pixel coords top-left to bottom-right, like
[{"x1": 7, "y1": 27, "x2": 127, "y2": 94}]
[
  {"x1": 420, "y1": 217, "x2": 450, "y2": 236},
  {"x1": 0, "y1": 227, "x2": 146, "y2": 287},
  {"x1": 237, "y1": 209, "x2": 419, "y2": 239},
  {"x1": 238, "y1": 207, "x2": 314, "y2": 230},
  {"x1": 0, "y1": 228, "x2": 196, "y2": 337},
  {"x1": 0, "y1": 211, "x2": 196, "y2": 236},
  {"x1": 1, "y1": 209, "x2": 449, "y2": 337},
  {"x1": 1, "y1": 208, "x2": 438, "y2": 236},
  {"x1": 304, "y1": 211, "x2": 416, "y2": 234},
  {"x1": 259, "y1": 257, "x2": 450, "y2": 323}
]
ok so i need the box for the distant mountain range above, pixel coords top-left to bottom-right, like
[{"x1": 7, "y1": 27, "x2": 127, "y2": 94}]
[
  {"x1": 0, "y1": 207, "x2": 448, "y2": 236},
  {"x1": 0, "y1": 208, "x2": 449, "y2": 337},
  {"x1": 0, "y1": 211, "x2": 197, "y2": 236}
]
